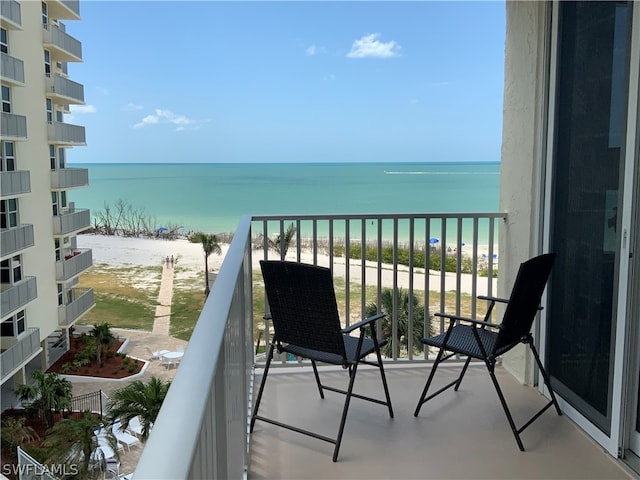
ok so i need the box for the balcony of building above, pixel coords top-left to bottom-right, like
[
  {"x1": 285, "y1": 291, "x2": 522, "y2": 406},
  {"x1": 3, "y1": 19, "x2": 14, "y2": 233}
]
[
  {"x1": 0, "y1": 224, "x2": 34, "y2": 260},
  {"x1": 0, "y1": 0, "x2": 21, "y2": 28},
  {"x1": 45, "y1": 73, "x2": 84, "y2": 105},
  {"x1": 0, "y1": 170, "x2": 30, "y2": 197},
  {"x1": 46, "y1": 0, "x2": 80, "y2": 21},
  {"x1": 0, "y1": 52, "x2": 25, "y2": 86},
  {"x1": 55, "y1": 248, "x2": 92, "y2": 282},
  {"x1": 0, "y1": 276, "x2": 37, "y2": 320},
  {"x1": 50, "y1": 166, "x2": 88, "y2": 190},
  {"x1": 57, "y1": 287, "x2": 94, "y2": 327},
  {"x1": 52, "y1": 207, "x2": 90, "y2": 236},
  {"x1": 1, "y1": 112, "x2": 27, "y2": 140},
  {"x1": 47, "y1": 121, "x2": 86, "y2": 146},
  {"x1": 0, "y1": 328, "x2": 41, "y2": 385},
  {"x1": 42, "y1": 22, "x2": 82, "y2": 63},
  {"x1": 134, "y1": 214, "x2": 634, "y2": 479}
]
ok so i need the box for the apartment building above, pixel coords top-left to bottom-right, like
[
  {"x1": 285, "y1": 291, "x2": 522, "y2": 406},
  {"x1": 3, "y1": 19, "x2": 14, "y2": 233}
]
[{"x1": 1, "y1": 0, "x2": 93, "y2": 407}]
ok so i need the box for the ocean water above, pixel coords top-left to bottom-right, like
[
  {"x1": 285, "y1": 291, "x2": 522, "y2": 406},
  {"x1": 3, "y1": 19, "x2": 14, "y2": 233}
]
[{"x1": 69, "y1": 162, "x2": 500, "y2": 240}]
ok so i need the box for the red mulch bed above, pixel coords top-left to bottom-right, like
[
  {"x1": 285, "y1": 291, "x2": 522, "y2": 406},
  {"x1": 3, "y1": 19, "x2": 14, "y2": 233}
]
[{"x1": 46, "y1": 335, "x2": 144, "y2": 379}]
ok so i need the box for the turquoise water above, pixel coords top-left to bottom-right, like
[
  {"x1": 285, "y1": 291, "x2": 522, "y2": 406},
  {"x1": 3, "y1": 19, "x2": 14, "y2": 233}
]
[{"x1": 69, "y1": 162, "x2": 500, "y2": 238}]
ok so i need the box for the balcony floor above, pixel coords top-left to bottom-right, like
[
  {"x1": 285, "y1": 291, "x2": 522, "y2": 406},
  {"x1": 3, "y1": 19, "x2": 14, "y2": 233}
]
[{"x1": 248, "y1": 363, "x2": 632, "y2": 479}]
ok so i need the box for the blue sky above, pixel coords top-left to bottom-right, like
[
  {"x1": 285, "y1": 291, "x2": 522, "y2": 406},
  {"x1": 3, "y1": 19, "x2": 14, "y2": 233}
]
[{"x1": 66, "y1": 1, "x2": 505, "y2": 164}]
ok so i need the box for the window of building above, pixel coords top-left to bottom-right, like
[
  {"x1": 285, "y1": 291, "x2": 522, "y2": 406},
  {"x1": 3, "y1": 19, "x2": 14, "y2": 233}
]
[
  {"x1": 2, "y1": 86, "x2": 10, "y2": 113},
  {"x1": 56, "y1": 110, "x2": 63, "y2": 122},
  {"x1": 0, "y1": 199, "x2": 18, "y2": 228},
  {"x1": 42, "y1": 2, "x2": 48, "y2": 27},
  {"x1": 1, "y1": 256, "x2": 22, "y2": 284},
  {"x1": 46, "y1": 98, "x2": 53, "y2": 123},
  {"x1": 57, "y1": 284, "x2": 63, "y2": 306},
  {"x1": 51, "y1": 191, "x2": 58, "y2": 215},
  {"x1": 1, "y1": 141, "x2": 16, "y2": 171},
  {"x1": 55, "y1": 238, "x2": 61, "y2": 261},
  {"x1": 0, "y1": 259, "x2": 8, "y2": 283},
  {"x1": 50, "y1": 144, "x2": 56, "y2": 170},
  {"x1": 58, "y1": 148, "x2": 65, "y2": 168},
  {"x1": 44, "y1": 50, "x2": 51, "y2": 77},
  {"x1": 1, "y1": 311, "x2": 26, "y2": 337},
  {"x1": 1, "y1": 28, "x2": 7, "y2": 54}
]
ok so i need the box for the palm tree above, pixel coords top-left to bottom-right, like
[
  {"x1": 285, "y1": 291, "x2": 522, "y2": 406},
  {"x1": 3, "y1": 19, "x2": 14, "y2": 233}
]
[
  {"x1": 15, "y1": 371, "x2": 72, "y2": 429},
  {"x1": 365, "y1": 288, "x2": 430, "y2": 358},
  {"x1": 90, "y1": 322, "x2": 115, "y2": 368},
  {"x1": 106, "y1": 376, "x2": 171, "y2": 441},
  {"x1": 267, "y1": 223, "x2": 296, "y2": 257},
  {"x1": 42, "y1": 410, "x2": 118, "y2": 479},
  {"x1": 189, "y1": 232, "x2": 222, "y2": 296}
]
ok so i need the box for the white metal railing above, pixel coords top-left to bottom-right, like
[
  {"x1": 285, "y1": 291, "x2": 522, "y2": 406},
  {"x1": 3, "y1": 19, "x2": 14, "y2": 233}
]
[
  {"x1": 47, "y1": 73, "x2": 84, "y2": 104},
  {"x1": 57, "y1": 287, "x2": 94, "y2": 326},
  {"x1": 1, "y1": 111, "x2": 27, "y2": 139},
  {"x1": 1, "y1": 327, "x2": 41, "y2": 381},
  {"x1": 42, "y1": 23, "x2": 82, "y2": 61},
  {"x1": 0, "y1": 276, "x2": 37, "y2": 318},
  {"x1": 52, "y1": 207, "x2": 91, "y2": 235},
  {"x1": 50, "y1": 167, "x2": 89, "y2": 190},
  {"x1": 55, "y1": 248, "x2": 92, "y2": 281},
  {"x1": 47, "y1": 121, "x2": 86, "y2": 145},
  {"x1": 0, "y1": 51, "x2": 25, "y2": 84},
  {"x1": 135, "y1": 211, "x2": 505, "y2": 479},
  {"x1": 0, "y1": 224, "x2": 34, "y2": 258},
  {"x1": 135, "y1": 216, "x2": 254, "y2": 479},
  {"x1": 0, "y1": 169, "x2": 30, "y2": 196},
  {"x1": 0, "y1": 0, "x2": 21, "y2": 26}
]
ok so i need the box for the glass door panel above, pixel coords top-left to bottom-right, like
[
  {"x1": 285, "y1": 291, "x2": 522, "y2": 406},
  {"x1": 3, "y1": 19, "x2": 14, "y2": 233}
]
[{"x1": 547, "y1": 1, "x2": 632, "y2": 434}]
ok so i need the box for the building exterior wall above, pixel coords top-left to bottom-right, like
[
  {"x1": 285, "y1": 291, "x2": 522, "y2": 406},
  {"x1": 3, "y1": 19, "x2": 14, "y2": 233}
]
[
  {"x1": 1, "y1": 0, "x2": 91, "y2": 389},
  {"x1": 499, "y1": 1, "x2": 549, "y2": 384}
]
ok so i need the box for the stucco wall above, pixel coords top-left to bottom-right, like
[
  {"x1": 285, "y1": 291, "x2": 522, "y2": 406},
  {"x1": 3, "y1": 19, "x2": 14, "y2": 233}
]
[{"x1": 499, "y1": 1, "x2": 549, "y2": 384}]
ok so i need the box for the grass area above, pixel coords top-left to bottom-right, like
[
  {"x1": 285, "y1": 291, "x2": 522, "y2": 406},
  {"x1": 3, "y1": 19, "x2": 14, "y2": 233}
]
[
  {"x1": 76, "y1": 264, "x2": 161, "y2": 330},
  {"x1": 79, "y1": 263, "x2": 489, "y2": 346}
]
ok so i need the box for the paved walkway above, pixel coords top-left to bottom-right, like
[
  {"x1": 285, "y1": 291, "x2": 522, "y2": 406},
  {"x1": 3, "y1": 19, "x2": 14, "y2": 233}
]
[
  {"x1": 70, "y1": 260, "x2": 184, "y2": 477},
  {"x1": 152, "y1": 262, "x2": 174, "y2": 336}
]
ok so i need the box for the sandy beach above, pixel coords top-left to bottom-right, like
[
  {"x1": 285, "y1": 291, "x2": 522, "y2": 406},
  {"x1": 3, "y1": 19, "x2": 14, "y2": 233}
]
[{"x1": 77, "y1": 234, "x2": 497, "y2": 295}]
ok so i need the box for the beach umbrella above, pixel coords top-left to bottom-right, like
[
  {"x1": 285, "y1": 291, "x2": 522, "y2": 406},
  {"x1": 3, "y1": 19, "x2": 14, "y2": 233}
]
[
  {"x1": 157, "y1": 227, "x2": 168, "y2": 233},
  {"x1": 429, "y1": 237, "x2": 439, "y2": 245}
]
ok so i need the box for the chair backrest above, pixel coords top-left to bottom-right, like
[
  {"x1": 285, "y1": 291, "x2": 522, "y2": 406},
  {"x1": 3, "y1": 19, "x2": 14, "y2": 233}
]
[
  {"x1": 260, "y1": 261, "x2": 347, "y2": 358},
  {"x1": 493, "y1": 253, "x2": 556, "y2": 353}
]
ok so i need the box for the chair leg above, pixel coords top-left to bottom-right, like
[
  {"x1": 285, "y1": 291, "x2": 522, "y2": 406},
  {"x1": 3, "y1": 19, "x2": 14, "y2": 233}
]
[
  {"x1": 486, "y1": 361, "x2": 525, "y2": 451},
  {"x1": 529, "y1": 342, "x2": 562, "y2": 416},
  {"x1": 454, "y1": 356, "x2": 472, "y2": 391},
  {"x1": 250, "y1": 341, "x2": 275, "y2": 432},
  {"x1": 414, "y1": 346, "x2": 445, "y2": 416},
  {"x1": 374, "y1": 342, "x2": 394, "y2": 418},
  {"x1": 310, "y1": 359, "x2": 325, "y2": 399},
  {"x1": 333, "y1": 361, "x2": 359, "y2": 462}
]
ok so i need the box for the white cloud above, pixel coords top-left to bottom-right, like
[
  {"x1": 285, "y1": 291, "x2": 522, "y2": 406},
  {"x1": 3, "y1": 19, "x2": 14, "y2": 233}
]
[
  {"x1": 123, "y1": 103, "x2": 144, "y2": 111},
  {"x1": 347, "y1": 33, "x2": 401, "y2": 59},
  {"x1": 305, "y1": 45, "x2": 317, "y2": 56},
  {"x1": 133, "y1": 109, "x2": 197, "y2": 131},
  {"x1": 69, "y1": 104, "x2": 96, "y2": 114}
]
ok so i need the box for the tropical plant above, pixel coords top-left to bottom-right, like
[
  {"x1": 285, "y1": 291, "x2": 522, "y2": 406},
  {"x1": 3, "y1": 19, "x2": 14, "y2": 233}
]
[
  {"x1": 189, "y1": 232, "x2": 223, "y2": 296},
  {"x1": 89, "y1": 322, "x2": 115, "y2": 368},
  {"x1": 42, "y1": 410, "x2": 118, "y2": 479},
  {"x1": 15, "y1": 371, "x2": 72, "y2": 429},
  {"x1": 365, "y1": 288, "x2": 431, "y2": 357},
  {"x1": 106, "y1": 376, "x2": 171, "y2": 441},
  {"x1": 1, "y1": 415, "x2": 39, "y2": 450},
  {"x1": 267, "y1": 223, "x2": 296, "y2": 257}
]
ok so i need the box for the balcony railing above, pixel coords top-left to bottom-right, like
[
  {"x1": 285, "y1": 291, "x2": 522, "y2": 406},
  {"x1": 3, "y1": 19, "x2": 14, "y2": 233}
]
[
  {"x1": 0, "y1": 0, "x2": 21, "y2": 27},
  {"x1": 1, "y1": 328, "x2": 41, "y2": 382},
  {"x1": 52, "y1": 208, "x2": 91, "y2": 236},
  {"x1": 50, "y1": 167, "x2": 89, "y2": 190},
  {"x1": 46, "y1": 73, "x2": 84, "y2": 104},
  {"x1": 56, "y1": 248, "x2": 92, "y2": 282},
  {"x1": 47, "y1": 121, "x2": 86, "y2": 146},
  {"x1": 58, "y1": 287, "x2": 94, "y2": 326},
  {"x1": 0, "y1": 224, "x2": 34, "y2": 258},
  {"x1": 135, "y1": 211, "x2": 505, "y2": 478},
  {"x1": 1, "y1": 112, "x2": 27, "y2": 140},
  {"x1": 0, "y1": 52, "x2": 25, "y2": 85},
  {"x1": 47, "y1": 0, "x2": 81, "y2": 20},
  {"x1": 42, "y1": 23, "x2": 82, "y2": 62},
  {"x1": 0, "y1": 170, "x2": 30, "y2": 197},
  {"x1": 1, "y1": 277, "x2": 37, "y2": 319}
]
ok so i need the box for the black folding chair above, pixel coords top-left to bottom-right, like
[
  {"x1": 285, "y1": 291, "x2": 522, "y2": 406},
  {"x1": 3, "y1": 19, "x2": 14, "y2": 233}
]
[
  {"x1": 414, "y1": 252, "x2": 562, "y2": 451},
  {"x1": 251, "y1": 260, "x2": 394, "y2": 462}
]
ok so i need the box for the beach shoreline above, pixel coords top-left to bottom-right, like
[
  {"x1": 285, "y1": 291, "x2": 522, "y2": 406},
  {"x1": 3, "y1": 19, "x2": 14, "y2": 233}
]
[{"x1": 77, "y1": 234, "x2": 497, "y2": 296}]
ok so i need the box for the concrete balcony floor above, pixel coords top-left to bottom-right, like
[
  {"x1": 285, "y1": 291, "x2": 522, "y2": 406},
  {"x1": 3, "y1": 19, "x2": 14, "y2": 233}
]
[{"x1": 249, "y1": 363, "x2": 632, "y2": 479}]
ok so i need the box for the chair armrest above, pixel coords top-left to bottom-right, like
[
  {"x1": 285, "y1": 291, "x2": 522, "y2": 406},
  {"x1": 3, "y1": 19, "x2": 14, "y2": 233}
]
[
  {"x1": 342, "y1": 313, "x2": 385, "y2": 334},
  {"x1": 434, "y1": 312, "x2": 502, "y2": 330},
  {"x1": 477, "y1": 295, "x2": 509, "y2": 304}
]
